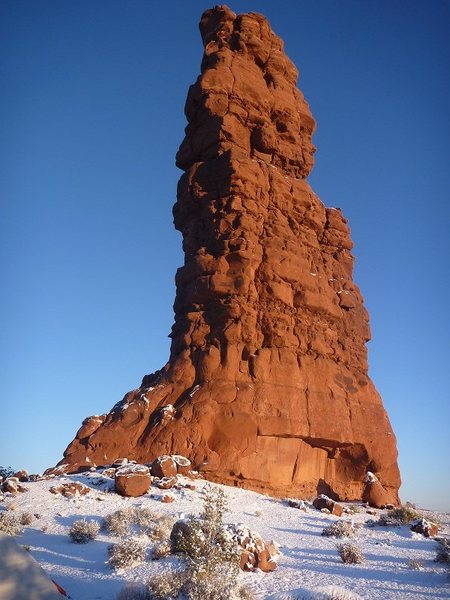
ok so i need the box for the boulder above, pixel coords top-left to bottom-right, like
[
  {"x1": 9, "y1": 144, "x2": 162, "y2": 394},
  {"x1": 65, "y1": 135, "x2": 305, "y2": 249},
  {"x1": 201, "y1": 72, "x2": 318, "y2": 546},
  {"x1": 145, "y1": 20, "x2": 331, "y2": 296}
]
[
  {"x1": 313, "y1": 495, "x2": 343, "y2": 516},
  {"x1": 411, "y1": 518, "x2": 439, "y2": 538},
  {"x1": 115, "y1": 464, "x2": 151, "y2": 497},
  {"x1": 362, "y1": 472, "x2": 390, "y2": 509},
  {"x1": 13, "y1": 470, "x2": 29, "y2": 482},
  {"x1": 172, "y1": 455, "x2": 192, "y2": 475},
  {"x1": 151, "y1": 456, "x2": 177, "y2": 479}
]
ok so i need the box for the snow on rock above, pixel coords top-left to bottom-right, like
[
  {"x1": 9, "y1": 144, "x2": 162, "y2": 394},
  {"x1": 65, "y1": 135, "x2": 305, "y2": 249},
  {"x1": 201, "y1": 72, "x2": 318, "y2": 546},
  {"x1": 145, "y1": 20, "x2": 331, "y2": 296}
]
[
  {"x1": 115, "y1": 464, "x2": 151, "y2": 497},
  {"x1": 172, "y1": 455, "x2": 192, "y2": 474},
  {"x1": 313, "y1": 495, "x2": 344, "y2": 516},
  {"x1": 227, "y1": 523, "x2": 281, "y2": 572}
]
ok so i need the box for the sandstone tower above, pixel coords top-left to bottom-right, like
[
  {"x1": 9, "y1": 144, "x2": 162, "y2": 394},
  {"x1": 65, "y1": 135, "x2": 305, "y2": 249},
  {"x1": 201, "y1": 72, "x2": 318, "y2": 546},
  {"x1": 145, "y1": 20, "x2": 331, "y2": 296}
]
[{"x1": 60, "y1": 6, "x2": 400, "y2": 503}]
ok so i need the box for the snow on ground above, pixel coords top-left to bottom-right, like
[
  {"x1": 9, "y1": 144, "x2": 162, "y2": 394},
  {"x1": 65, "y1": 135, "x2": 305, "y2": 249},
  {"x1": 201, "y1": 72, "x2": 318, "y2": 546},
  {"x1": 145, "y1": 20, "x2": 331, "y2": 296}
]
[{"x1": 1, "y1": 472, "x2": 449, "y2": 600}]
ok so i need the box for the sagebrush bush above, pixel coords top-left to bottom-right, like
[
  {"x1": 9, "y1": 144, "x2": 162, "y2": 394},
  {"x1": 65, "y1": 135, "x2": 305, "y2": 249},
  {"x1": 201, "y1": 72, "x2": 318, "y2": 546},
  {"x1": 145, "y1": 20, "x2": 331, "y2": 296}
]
[
  {"x1": 322, "y1": 520, "x2": 356, "y2": 538},
  {"x1": 20, "y1": 512, "x2": 33, "y2": 526},
  {"x1": 151, "y1": 540, "x2": 171, "y2": 560},
  {"x1": 0, "y1": 466, "x2": 15, "y2": 479},
  {"x1": 103, "y1": 507, "x2": 135, "y2": 537},
  {"x1": 435, "y1": 538, "x2": 450, "y2": 564},
  {"x1": 171, "y1": 484, "x2": 251, "y2": 599},
  {"x1": 108, "y1": 537, "x2": 147, "y2": 569},
  {"x1": 336, "y1": 542, "x2": 364, "y2": 564},
  {"x1": 69, "y1": 519, "x2": 100, "y2": 543},
  {"x1": 146, "y1": 570, "x2": 185, "y2": 599},
  {"x1": 408, "y1": 558, "x2": 424, "y2": 570},
  {"x1": 147, "y1": 515, "x2": 176, "y2": 542},
  {"x1": 134, "y1": 507, "x2": 159, "y2": 528},
  {"x1": 103, "y1": 506, "x2": 173, "y2": 542},
  {"x1": 174, "y1": 490, "x2": 240, "y2": 566},
  {"x1": 384, "y1": 506, "x2": 420, "y2": 524},
  {"x1": 312, "y1": 586, "x2": 363, "y2": 600},
  {"x1": 0, "y1": 512, "x2": 22, "y2": 536},
  {"x1": 116, "y1": 583, "x2": 149, "y2": 600},
  {"x1": 183, "y1": 571, "x2": 255, "y2": 600}
]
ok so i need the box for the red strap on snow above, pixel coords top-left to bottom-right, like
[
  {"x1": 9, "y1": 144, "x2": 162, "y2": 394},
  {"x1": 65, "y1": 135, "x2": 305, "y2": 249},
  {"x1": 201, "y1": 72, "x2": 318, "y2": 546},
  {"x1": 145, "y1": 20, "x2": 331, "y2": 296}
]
[{"x1": 51, "y1": 579, "x2": 68, "y2": 597}]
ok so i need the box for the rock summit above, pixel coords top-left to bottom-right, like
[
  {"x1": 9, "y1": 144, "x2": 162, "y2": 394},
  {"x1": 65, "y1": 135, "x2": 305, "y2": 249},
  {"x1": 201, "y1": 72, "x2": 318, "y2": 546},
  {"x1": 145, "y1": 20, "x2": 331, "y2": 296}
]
[{"x1": 59, "y1": 5, "x2": 400, "y2": 503}]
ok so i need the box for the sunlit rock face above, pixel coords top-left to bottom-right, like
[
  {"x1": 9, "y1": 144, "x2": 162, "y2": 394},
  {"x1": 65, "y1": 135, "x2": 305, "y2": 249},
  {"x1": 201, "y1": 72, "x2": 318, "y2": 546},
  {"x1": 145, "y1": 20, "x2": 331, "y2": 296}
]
[{"x1": 60, "y1": 5, "x2": 400, "y2": 503}]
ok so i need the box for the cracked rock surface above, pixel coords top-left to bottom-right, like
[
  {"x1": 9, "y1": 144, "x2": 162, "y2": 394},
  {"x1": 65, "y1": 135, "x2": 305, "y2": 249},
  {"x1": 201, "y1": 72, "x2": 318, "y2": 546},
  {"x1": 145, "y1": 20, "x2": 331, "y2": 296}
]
[{"x1": 59, "y1": 5, "x2": 400, "y2": 503}]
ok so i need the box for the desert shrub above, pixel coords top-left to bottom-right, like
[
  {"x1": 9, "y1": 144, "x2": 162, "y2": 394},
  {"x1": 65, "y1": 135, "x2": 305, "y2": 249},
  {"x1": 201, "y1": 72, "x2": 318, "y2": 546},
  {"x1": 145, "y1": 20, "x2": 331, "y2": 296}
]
[
  {"x1": 322, "y1": 520, "x2": 356, "y2": 538},
  {"x1": 384, "y1": 506, "x2": 420, "y2": 524},
  {"x1": 146, "y1": 570, "x2": 185, "y2": 599},
  {"x1": 151, "y1": 540, "x2": 171, "y2": 560},
  {"x1": 103, "y1": 506, "x2": 173, "y2": 543},
  {"x1": 336, "y1": 542, "x2": 364, "y2": 564},
  {"x1": 116, "y1": 583, "x2": 149, "y2": 600},
  {"x1": 0, "y1": 466, "x2": 15, "y2": 479},
  {"x1": 171, "y1": 484, "x2": 250, "y2": 599},
  {"x1": 108, "y1": 537, "x2": 147, "y2": 569},
  {"x1": 103, "y1": 507, "x2": 136, "y2": 537},
  {"x1": 183, "y1": 571, "x2": 255, "y2": 600},
  {"x1": 133, "y1": 507, "x2": 159, "y2": 528},
  {"x1": 173, "y1": 486, "x2": 240, "y2": 569},
  {"x1": 408, "y1": 558, "x2": 424, "y2": 570},
  {"x1": 147, "y1": 515, "x2": 176, "y2": 542},
  {"x1": 0, "y1": 512, "x2": 22, "y2": 536},
  {"x1": 435, "y1": 538, "x2": 450, "y2": 564},
  {"x1": 266, "y1": 586, "x2": 362, "y2": 599},
  {"x1": 69, "y1": 519, "x2": 100, "y2": 543},
  {"x1": 20, "y1": 512, "x2": 33, "y2": 526},
  {"x1": 345, "y1": 505, "x2": 361, "y2": 515}
]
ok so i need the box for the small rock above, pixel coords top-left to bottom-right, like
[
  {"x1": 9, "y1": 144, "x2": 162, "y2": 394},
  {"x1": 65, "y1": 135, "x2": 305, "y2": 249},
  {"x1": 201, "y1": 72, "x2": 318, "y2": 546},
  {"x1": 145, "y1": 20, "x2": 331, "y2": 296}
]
[
  {"x1": 154, "y1": 476, "x2": 178, "y2": 490},
  {"x1": 411, "y1": 518, "x2": 439, "y2": 538},
  {"x1": 161, "y1": 494, "x2": 175, "y2": 503},
  {"x1": 50, "y1": 482, "x2": 91, "y2": 498}
]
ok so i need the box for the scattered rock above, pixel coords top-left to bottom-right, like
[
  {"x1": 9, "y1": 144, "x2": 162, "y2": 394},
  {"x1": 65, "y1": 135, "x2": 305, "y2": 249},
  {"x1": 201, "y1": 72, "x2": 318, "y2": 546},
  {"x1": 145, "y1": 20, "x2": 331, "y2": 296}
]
[
  {"x1": 161, "y1": 494, "x2": 175, "y2": 503},
  {"x1": 411, "y1": 518, "x2": 439, "y2": 538},
  {"x1": 229, "y1": 524, "x2": 280, "y2": 572},
  {"x1": 288, "y1": 499, "x2": 307, "y2": 511},
  {"x1": 172, "y1": 455, "x2": 191, "y2": 475},
  {"x1": 154, "y1": 477, "x2": 177, "y2": 490},
  {"x1": 13, "y1": 470, "x2": 29, "y2": 482},
  {"x1": 115, "y1": 464, "x2": 151, "y2": 497},
  {"x1": 101, "y1": 467, "x2": 116, "y2": 478},
  {"x1": 362, "y1": 472, "x2": 391, "y2": 509},
  {"x1": 150, "y1": 456, "x2": 177, "y2": 479},
  {"x1": 313, "y1": 495, "x2": 344, "y2": 517},
  {"x1": 50, "y1": 482, "x2": 91, "y2": 498}
]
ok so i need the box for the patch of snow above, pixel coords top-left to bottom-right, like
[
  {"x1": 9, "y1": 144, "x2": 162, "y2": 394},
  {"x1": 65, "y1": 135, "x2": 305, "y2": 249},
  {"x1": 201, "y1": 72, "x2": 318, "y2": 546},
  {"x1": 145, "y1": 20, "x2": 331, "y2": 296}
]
[{"x1": 5, "y1": 474, "x2": 449, "y2": 600}]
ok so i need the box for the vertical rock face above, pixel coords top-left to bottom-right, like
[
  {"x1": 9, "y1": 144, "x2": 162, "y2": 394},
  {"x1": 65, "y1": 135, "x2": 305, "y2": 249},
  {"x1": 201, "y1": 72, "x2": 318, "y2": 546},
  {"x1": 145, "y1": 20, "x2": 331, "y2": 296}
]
[{"x1": 60, "y1": 5, "x2": 400, "y2": 503}]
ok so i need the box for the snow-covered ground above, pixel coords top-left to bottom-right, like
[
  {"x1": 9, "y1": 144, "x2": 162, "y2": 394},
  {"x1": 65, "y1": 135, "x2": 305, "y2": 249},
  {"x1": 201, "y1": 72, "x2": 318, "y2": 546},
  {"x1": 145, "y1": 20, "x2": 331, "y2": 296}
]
[{"x1": 1, "y1": 472, "x2": 449, "y2": 599}]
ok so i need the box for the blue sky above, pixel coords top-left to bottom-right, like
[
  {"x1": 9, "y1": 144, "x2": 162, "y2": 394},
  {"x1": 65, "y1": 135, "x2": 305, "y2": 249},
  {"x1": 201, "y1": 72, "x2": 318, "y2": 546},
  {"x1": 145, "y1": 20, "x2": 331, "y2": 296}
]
[{"x1": 1, "y1": 0, "x2": 449, "y2": 510}]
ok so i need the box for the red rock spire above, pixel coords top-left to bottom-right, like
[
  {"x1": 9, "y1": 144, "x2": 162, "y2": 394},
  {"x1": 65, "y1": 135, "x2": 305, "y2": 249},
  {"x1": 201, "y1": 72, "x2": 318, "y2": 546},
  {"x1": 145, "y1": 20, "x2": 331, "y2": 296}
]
[{"x1": 59, "y1": 6, "x2": 400, "y2": 503}]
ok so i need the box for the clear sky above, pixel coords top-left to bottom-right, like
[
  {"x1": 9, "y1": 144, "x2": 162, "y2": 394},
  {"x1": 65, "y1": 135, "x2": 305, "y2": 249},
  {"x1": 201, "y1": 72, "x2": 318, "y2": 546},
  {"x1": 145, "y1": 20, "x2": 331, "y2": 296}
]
[{"x1": 1, "y1": 0, "x2": 449, "y2": 511}]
